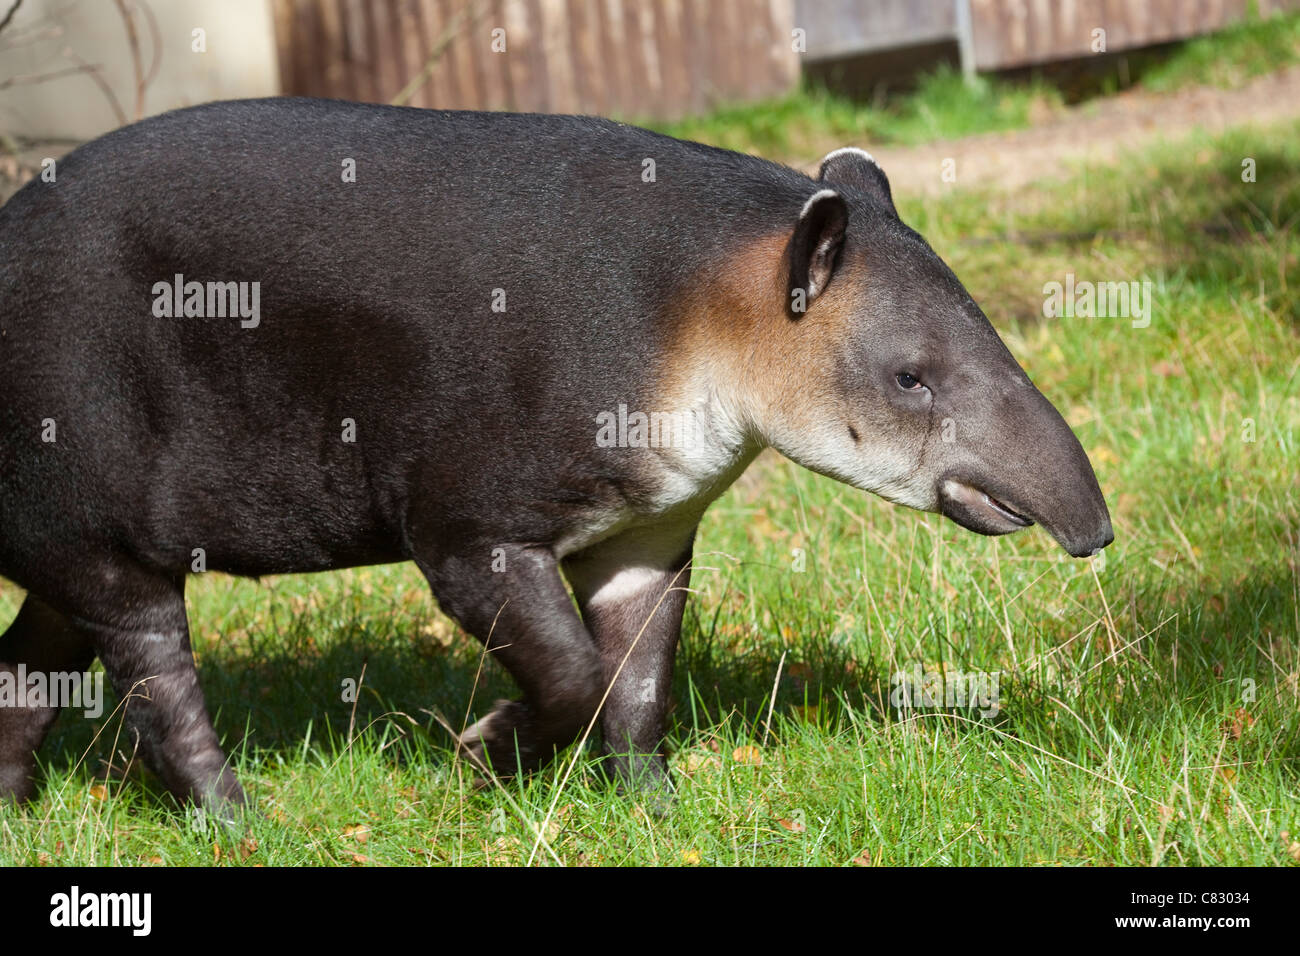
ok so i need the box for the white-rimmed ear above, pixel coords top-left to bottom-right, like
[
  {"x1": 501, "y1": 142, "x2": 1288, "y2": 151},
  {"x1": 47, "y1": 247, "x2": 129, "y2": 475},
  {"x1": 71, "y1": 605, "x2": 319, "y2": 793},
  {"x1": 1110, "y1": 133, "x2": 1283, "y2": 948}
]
[
  {"x1": 786, "y1": 188, "x2": 847, "y2": 317},
  {"x1": 819, "y1": 147, "x2": 896, "y2": 217}
]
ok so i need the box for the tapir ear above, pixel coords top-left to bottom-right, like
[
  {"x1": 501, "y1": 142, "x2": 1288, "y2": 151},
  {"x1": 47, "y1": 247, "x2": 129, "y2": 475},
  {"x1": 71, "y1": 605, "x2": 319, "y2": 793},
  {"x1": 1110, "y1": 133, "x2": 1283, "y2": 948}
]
[
  {"x1": 818, "y1": 147, "x2": 896, "y2": 218},
  {"x1": 787, "y1": 188, "x2": 847, "y2": 317}
]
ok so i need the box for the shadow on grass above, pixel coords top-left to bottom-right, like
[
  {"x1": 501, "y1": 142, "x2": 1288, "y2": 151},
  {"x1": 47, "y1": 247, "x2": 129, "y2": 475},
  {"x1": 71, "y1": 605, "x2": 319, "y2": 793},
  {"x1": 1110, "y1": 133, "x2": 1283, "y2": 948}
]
[{"x1": 21, "y1": 540, "x2": 1298, "y2": 817}]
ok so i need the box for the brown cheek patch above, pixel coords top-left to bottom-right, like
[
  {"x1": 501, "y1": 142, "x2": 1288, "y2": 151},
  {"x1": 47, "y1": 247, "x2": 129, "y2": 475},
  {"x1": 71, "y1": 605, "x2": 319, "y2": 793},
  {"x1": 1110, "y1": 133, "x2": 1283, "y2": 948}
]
[{"x1": 652, "y1": 232, "x2": 860, "y2": 436}]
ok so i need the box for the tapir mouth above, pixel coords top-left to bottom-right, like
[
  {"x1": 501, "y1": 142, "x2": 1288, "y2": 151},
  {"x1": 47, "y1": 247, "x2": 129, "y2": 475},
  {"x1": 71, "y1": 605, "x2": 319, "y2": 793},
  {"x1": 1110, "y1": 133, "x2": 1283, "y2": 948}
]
[{"x1": 939, "y1": 479, "x2": 1034, "y2": 536}]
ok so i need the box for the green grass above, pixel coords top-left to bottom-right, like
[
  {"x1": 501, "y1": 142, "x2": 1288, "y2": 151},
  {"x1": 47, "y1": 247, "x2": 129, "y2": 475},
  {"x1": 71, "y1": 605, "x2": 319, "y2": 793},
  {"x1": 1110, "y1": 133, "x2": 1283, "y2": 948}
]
[
  {"x1": 1140, "y1": 6, "x2": 1300, "y2": 92},
  {"x1": 646, "y1": 9, "x2": 1300, "y2": 162},
  {"x1": 2, "y1": 119, "x2": 1299, "y2": 867},
  {"x1": 650, "y1": 66, "x2": 1061, "y2": 158}
]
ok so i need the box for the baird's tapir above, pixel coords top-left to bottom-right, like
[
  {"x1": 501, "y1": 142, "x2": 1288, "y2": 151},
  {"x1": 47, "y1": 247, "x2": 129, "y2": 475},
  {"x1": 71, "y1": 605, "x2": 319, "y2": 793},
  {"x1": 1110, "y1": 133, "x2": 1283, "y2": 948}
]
[{"x1": 0, "y1": 98, "x2": 1112, "y2": 817}]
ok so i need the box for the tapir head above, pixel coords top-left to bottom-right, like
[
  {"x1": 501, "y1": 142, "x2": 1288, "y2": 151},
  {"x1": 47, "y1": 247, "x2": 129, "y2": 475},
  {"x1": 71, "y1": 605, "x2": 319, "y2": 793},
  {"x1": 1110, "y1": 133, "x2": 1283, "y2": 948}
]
[{"x1": 765, "y1": 148, "x2": 1112, "y2": 557}]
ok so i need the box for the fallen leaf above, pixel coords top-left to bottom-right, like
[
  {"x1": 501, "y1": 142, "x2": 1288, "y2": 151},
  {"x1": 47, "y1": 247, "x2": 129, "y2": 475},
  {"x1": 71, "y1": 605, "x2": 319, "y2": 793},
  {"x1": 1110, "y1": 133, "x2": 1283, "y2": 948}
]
[
  {"x1": 88, "y1": 784, "x2": 108, "y2": 801},
  {"x1": 852, "y1": 849, "x2": 872, "y2": 866},
  {"x1": 778, "y1": 818, "x2": 806, "y2": 834},
  {"x1": 341, "y1": 824, "x2": 371, "y2": 844},
  {"x1": 681, "y1": 849, "x2": 701, "y2": 865},
  {"x1": 732, "y1": 745, "x2": 763, "y2": 766},
  {"x1": 681, "y1": 751, "x2": 718, "y2": 774},
  {"x1": 1222, "y1": 708, "x2": 1255, "y2": 740}
]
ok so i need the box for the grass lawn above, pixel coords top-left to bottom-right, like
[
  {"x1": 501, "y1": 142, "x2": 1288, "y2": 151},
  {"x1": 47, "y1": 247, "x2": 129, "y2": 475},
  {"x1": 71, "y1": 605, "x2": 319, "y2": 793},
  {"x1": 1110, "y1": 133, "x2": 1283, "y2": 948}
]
[{"x1": 1, "y1": 115, "x2": 1297, "y2": 867}]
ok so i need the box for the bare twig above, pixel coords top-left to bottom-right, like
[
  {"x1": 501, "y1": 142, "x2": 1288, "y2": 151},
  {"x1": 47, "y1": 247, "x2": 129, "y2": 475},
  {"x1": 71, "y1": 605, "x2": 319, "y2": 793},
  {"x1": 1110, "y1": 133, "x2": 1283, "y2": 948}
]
[
  {"x1": 390, "y1": 0, "x2": 487, "y2": 107},
  {"x1": 112, "y1": 0, "x2": 145, "y2": 120},
  {"x1": 61, "y1": 48, "x2": 127, "y2": 126},
  {"x1": 0, "y1": 0, "x2": 24, "y2": 37},
  {"x1": 138, "y1": 0, "x2": 161, "y2": 91},
  {"x1": 0, "y1": 63, "x2": 96, "y2": 90},
  {"x1": 761, "y1": 650, "x2": 787, "y2": 747}
]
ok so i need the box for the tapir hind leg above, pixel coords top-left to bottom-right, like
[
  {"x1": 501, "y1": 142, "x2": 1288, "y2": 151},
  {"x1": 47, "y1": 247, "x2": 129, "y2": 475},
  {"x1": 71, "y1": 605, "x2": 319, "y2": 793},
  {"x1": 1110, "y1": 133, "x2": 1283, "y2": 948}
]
[
  {"x1": 48, "y1": 563, "x2": 245, "y2": 818},
  {"x1": 0, "y1": 594, "x2": 96, "y2": 803},
  {"x1": 418, "y1": 543, "x2": 605, "y2": 777},
  {"x1": 563, "y1": 525, "x2": 696, "y2": 792}
]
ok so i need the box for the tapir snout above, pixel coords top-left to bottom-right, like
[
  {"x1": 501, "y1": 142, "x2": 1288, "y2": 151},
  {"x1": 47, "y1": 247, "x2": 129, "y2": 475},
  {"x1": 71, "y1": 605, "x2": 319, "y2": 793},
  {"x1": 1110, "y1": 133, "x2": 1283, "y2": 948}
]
[{"x1": 935, "y1": 375, "x2": 1114, "y2": 558}]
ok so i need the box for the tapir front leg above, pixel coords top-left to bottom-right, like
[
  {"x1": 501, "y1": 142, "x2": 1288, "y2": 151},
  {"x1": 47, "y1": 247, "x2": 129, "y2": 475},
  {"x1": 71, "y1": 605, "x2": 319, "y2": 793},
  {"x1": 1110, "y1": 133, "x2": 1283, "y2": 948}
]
[
  {"x1": 418, "y1": 543, "x2": 605, "y2": 776},
  {"x1": 564, "y1": 525, "x2": 696, "y2": 791}
]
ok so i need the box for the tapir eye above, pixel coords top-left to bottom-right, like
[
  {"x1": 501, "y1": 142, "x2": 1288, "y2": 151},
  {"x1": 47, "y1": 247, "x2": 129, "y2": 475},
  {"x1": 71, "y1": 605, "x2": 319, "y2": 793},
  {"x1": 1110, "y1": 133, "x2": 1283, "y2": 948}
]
[{"x1": 896, "y1": 372, "x2": 924, "y2": 391}]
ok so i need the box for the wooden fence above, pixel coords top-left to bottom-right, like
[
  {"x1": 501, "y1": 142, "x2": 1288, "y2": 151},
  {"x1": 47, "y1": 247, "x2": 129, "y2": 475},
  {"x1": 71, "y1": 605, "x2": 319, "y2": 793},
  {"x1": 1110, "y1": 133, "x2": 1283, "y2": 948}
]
[
  {"x1": 967, "y1": 0, "x2": 1300, "y2": 70},
  {"x1": 274, "y1": 0, "x2": 1300, "y2": 119},
  {"x1": 272, "y1": 0, "x2": 801, "y2": 120},
  {"x1": 794, "y1": 0, "x2": 1300, "y2": 70}
]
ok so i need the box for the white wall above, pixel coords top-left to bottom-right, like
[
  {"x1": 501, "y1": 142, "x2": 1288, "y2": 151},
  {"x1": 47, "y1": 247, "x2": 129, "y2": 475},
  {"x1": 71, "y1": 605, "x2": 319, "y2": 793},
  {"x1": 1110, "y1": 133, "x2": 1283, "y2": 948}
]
[{"x1": 0, "y1": 0, "x2": 280, "y2": 140}]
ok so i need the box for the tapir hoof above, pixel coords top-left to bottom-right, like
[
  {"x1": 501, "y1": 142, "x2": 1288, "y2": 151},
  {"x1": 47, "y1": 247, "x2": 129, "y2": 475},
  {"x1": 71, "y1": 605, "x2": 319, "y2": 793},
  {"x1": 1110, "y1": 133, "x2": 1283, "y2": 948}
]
[
  {"x1": 456, "y1": 699, "x2": 536, "y2": 778},
  {"x1": 599, "y1": 751, "x2": 676, "y2": 815}
]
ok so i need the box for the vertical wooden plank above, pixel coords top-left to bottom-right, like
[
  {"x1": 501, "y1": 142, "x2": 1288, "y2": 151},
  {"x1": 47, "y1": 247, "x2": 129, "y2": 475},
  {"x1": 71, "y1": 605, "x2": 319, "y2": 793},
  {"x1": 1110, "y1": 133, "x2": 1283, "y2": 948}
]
[
  {"x1": 526, "y1": 0, "x2": 553, "y2": 111},
  {"x1": 416, "y1": 0, "x2": 459, "y2": 109},
  {"x1": 567, "y1": 0, "x2": 607, "y2": 116},
  {"x1": 501, "y1": 0, "x2": 535, "y2": 110},
  {"x1": 358, "y1": 0, "x2": 382, "y2": 101},
  {"x1": 679, "y1": 0, "x2": 711, "y2": 112},
  {"x1": 415, "y1": 0, "x2": 443, "y2": 108},
  {"x1": 538, "y1": 0, "x2": 578, "y2": 113},
  {"x1": 309, "y1": 0, "x2": 330, "y2": 96},
  {"x1": 636, "y1": 1, "x2": 665, "y2": 118},
  {"x1": 389, "y1": 0, "x2": 412, "y2": 101},
  {"x1": 396, "y1": 0, "x2": 427, "y2": 106},
  {"x1": 652, "y1": 0, "x2": 690, "y2": 120},
  {"x1": 364, "y1": 0, "x2": 396, "y2": 101},
  {"x1": 339, "y1": 0, "x2": 371, "y2": 102},
  {"x1": 596, "y1": 0, "x2": 633, "y2": 117},
  {"x1": 432, "y1": 0, "x2": 475, "y2": 110},
  {"x1": 270, "y1": 0, "x2": 296, "y2": 97},
  {"x1": 472, "y1": 0, "x2": 510, "y2": 110},
  {"x1": 334, "y1": 0, "x2": 351, "y2": 99},
  {"x1": 1025, "y1": 0, "x2": 1047, "y2": 64},
  {"x1": 316, "y1": 0, "x2": 345, "y2": 97},
  {"x1": 741, "y1": 0, "x2": 772, "y2": 99},
  {"x1": 768, "y1": 0, "x2": 799, "y2": 91},
  {"x1": 1055, "y1": 0, "x2": 1080, "y2": 57},
  {"x1": 714, "y1": 0, "x2": 743, "y2": 105}
]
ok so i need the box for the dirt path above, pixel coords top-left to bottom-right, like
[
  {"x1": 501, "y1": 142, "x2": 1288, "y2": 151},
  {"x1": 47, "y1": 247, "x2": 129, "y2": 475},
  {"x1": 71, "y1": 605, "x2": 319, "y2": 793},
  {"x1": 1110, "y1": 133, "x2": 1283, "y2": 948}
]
[{"x1": 808, "y1": 65, "x2": 1300, "y2": 197}]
